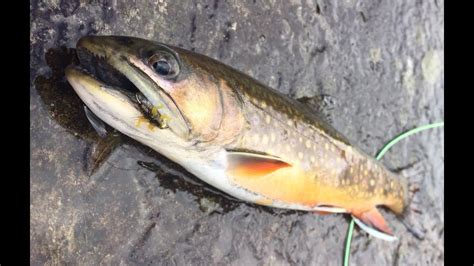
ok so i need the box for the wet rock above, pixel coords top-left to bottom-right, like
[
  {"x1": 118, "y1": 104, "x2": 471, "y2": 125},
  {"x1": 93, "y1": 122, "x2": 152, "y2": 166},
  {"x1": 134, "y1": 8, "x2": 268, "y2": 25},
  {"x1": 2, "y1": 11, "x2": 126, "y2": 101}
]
[{"x1": 30, "y1": 0, "x2": 444, "y2": 264}]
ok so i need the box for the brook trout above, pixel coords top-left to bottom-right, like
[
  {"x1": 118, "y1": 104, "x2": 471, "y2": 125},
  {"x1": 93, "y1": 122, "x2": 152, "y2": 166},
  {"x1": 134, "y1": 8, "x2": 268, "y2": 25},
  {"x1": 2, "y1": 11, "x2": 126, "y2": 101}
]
[{"x1": 66, "y1": 36, "x2": 408, "y2": 241}]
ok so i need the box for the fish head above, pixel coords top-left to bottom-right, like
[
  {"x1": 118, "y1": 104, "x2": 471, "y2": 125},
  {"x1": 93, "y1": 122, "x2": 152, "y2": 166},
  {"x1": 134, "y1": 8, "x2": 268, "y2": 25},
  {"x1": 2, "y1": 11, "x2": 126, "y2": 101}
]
[{"x1": 67, "y1": 36, "x2": 239, "y2": 159}]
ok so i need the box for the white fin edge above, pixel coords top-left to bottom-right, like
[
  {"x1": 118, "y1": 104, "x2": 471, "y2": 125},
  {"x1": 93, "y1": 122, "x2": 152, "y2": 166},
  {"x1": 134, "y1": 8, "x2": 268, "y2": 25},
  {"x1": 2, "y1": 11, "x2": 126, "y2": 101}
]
[
  {"x1": 312, "y1": 206, "x2": 347, "y2": 213},
  {"x1": 351, "y1": 215, "x2": 398, "y2": 242}
]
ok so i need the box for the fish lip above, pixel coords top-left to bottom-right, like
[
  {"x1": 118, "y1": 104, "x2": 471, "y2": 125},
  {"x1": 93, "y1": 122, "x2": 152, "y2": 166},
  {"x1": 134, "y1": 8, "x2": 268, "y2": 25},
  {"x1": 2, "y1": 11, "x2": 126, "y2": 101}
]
[
  {"x1": 65, "y1": 65, "x2": 164, "y2": 146},
  {"x1": 73, "y1": 36, "x2": 191, "y2": 136}
]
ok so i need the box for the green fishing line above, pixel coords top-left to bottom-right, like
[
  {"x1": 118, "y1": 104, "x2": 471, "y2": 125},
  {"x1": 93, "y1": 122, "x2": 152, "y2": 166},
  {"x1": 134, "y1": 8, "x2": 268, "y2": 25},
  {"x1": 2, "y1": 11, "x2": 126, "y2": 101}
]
[{"x1": 343, "y1": 122, "x2": 444, "y2": 266}]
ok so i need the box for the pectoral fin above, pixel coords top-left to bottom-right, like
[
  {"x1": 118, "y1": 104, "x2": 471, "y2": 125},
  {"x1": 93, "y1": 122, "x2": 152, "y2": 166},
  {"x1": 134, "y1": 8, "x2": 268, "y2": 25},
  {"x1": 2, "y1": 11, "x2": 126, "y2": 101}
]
[
  {"x1": 85, "y1": 134, "x2": 122, "y2": 176},
  {"x1": 226, "y1": 151, "x2": 291, "y2": 178},
  {"x1": 84, "y1": 105, "x2": 108, "y2": 138},
  {"x1": 352, "y1": 208, "x2": 397, "y2": 242},
  {"x1": 313, "y1": 204, "x2": 347, "y2": 214}
]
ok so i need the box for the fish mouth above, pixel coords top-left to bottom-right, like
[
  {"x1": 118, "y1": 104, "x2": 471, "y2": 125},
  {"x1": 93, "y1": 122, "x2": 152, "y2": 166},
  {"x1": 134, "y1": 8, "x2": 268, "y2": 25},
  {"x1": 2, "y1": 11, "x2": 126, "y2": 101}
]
[
  {"x1": 67, "y1": 35, "x2": 190, "y2": 138},
  {"x1": 74, "y1": 43, "x2": 140, "y2": 97},
  {"x1": 65, "y1": 66, "x2": 149, "y2": 139}
]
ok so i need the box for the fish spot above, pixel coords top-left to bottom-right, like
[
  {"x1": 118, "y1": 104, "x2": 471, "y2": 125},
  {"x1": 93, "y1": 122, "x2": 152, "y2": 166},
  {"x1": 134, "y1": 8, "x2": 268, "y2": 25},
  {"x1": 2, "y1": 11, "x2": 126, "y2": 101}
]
[
  {"x1": 261, "y1": 101, "x2": 267, "y2": 108},
  {"x1": 370, "y1": 179, "x2": 375, "y2": 186},
  {"x1": 270, "y1": 132, "x2": 276, "y2": 142},
  {"x1": 310, "y1": 156, "x2": 315, "y2": 163},
  {"x1": 287, "y1": 120, "x2": 293, "y2": 127},
  {"x1": 390, "y1": 181, "x2": 395, "y2": 188},
  {"x1": 262, "y1": 135, "x2": 269, "y2": 145},
  {"x1": 363, "y1": 169, "x2": 369, "y2": 176},
  {"x1": 324, "y1": 143, "x2": 329, "y2": 150},
  {"x1": 265, "y1": 114, "x2": 271, "y2": 124},
  {"x1": 305, "y1": 139, "x2": 312, "y2": 148},
  {"x1": 253, "y1": 134, "x2": 260, "y2": 143},
  {"x1": 298, "y1": 152, "x2": 304, "y2": 159},
  {"x1": 285, "y1": 145, "x2": 291, "y2": 152},
  {"x1": 299, "y1": 137, "x2": 303, "y2": 143}
]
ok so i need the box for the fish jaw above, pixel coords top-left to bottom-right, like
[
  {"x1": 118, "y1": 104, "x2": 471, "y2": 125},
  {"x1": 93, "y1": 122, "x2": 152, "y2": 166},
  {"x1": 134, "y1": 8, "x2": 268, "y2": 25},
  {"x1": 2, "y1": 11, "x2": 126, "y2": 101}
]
[
  {"x1": 65, "y1": 66, "x2": 190, "y2": 164},
  {"x1": 65, "y1": 66, "x2": 144, "y2": 138}
]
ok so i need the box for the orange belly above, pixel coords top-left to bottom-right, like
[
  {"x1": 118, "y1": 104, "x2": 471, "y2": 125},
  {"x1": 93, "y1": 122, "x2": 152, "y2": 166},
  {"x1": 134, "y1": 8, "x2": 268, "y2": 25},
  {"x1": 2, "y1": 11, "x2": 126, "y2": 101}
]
[{"x1": 228, "y1": 165, "x2": 376, "y2": 211}]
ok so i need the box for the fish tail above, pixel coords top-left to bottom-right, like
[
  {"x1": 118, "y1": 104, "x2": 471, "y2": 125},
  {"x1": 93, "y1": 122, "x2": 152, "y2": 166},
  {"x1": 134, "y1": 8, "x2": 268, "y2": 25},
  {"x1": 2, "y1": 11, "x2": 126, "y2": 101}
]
[
  {"x1": 351, "y1": 207, "x2": 397, "y2": 242},
  {"x1": 386, "y1": 163, "x2": 425, "y2": 240},
  {"x1": 393, "y1": 161, "x2": 423, "y2": 215},
  {"x1": 394, "y1": 164, "x2": 427, "y2": 239},
  {"x1": 388, "y1": 176, "x2": 409, "y2": 215},
  {"x1": 349, "y1": 171, "x2": 407, "y2": 242}
]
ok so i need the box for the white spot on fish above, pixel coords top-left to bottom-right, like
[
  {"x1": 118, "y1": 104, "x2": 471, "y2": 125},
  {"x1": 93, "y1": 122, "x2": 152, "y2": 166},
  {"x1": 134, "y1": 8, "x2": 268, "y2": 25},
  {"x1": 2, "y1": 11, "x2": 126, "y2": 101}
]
[
  {"x1": 253, "y1": 134, "x2": 260, "y2": 143},
  {"x1": 265, "y1": 114, "x2": 271, "y2": 124},
  {"x1": 270, "y1": 132, "x2": 276, "y2": 142}
]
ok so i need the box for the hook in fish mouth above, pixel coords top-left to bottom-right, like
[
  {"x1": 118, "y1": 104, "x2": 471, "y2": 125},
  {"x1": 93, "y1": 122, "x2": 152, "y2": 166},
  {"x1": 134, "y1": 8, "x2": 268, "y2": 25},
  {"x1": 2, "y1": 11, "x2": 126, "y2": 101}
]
[{"x1": 70, "y1": 35, "x2": 190, "y2": 134}]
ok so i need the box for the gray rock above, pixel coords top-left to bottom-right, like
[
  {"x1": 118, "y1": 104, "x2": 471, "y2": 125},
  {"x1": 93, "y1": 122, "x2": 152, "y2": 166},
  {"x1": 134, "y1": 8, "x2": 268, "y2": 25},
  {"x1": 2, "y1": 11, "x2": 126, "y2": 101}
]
[{"x1": 30, "y1": 0, "x2": 444, "y2": 264}]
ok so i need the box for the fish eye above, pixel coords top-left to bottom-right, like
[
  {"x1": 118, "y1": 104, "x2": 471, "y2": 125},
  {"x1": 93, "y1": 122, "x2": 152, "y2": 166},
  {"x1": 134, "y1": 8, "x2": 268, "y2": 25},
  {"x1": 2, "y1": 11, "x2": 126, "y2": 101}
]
[
  {"x1": 148, "y1": 51, "x2": 179, "y2": 79},
  {"x1": 152, "y1": 60, "x2": 171, "y2": 75}
]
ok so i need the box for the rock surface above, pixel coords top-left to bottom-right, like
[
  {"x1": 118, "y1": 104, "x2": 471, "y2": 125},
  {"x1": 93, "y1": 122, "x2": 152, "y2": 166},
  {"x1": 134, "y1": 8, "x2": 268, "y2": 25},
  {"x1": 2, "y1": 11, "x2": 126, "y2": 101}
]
[{"x1": 30, "y1": 0, "x2": 444, "y2": 265}]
